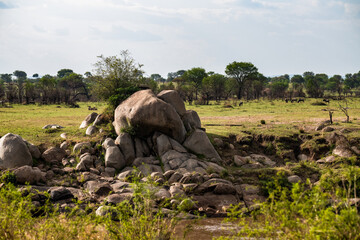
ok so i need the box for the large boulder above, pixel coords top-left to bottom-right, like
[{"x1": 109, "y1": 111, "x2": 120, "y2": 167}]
[
  {"x1": 0, "y1": 133, "x2": 33, "y2": 168},
  {"x1": 113, "y1": 90, "x2": 186, "y2": 143},
  {"x1": 183, "y1": 129, "x2": 221, "y2": 162},
  {"x1": 157, "y1": 90, "x2": 186, "y2": 116}
]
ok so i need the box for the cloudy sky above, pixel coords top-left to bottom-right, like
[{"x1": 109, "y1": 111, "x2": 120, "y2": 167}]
[{"x1": 0, "y1": 0, "x2": 359, "y2": 78}]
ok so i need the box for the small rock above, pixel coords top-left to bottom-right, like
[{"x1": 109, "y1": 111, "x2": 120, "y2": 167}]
[
  {"x1": 60, "y1": 141, "x2": 69, "y2": 150},
  {"x1": 287, "y1": 175, "x2": 302, "y2": 183},
  {"x1": 322, "y1": 126, "x2": 334, "y2": 132},
  {"x1": 213, "y1": 138, "x2": 224, "y2": 147},
  {"x1": 80, "y1": 112, "x2": 98, "y2": 129},
  {"x1": 42, "y1": 124, "x2": 64, "y2": 129},
  {"x1": 102, "y1": 138, "x2": 116, "y2": 150},
  {"x1": 297, "y1": 154, "x2": 308, "y2": 161},
  {"x1": 90, "y1": 168, "x2": 100, "y2": 175},
  {"x1": 14, "y1": 166, "x2": 45, "y2": 184},
  {"x1": 49, "y1": 187, "x2": 74, "y2": 201},
  {"x1": 105, "y1": 167, "x2": 116, "y2": 177},
  {"x1": 42, "y1": 147, "x2": 67, "y2": 163},
  {"x1": 168, "y1": 172, "x2": 183, "y2": 184},
  {"x1": 154, "y1": 188, "x2": 171, "y2": 200},
  {"x1": 86, "y1": 126, "x2": 97, "y2": 136},
  {"x1": 169, "y1": 185, "x2": 185, "y2": 198},
  {"x1": 234, "y1": 155, "x2": 247, "y2": 167},
  {"x1": 95, "y1": 206, "x2": 118, "y2": 220},
  {"x1": 73, "y1": 142, "x2": 92, "y2": 154}
]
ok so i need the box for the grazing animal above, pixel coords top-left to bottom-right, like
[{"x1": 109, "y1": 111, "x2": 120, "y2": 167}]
[
  {"x1": 88, "y1": 106, "x2": 97, "y2": 110},
  {"x1": 285, "y1": 98, "x2": 289, "y2": 103},
  {"x1": 297, "y1": 98, "x2": 304, "y2": 103},
  {"x1": 239, "y1": 102, "x2": 243, "y2": 106},
  {"x1": 323, "y1": 99, "x2": 330, "y2": 104},
  {"x1": 291, "y1": 99, "x2": 297, "y2": 103}
]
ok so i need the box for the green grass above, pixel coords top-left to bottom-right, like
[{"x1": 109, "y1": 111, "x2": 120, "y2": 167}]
[
  {"x1": 1, "y1": 98, "x2": 360, "y2": 145},
  {"x1": 0, "y1": 102, "x2": 107, "y2": 145},
  {"x1": 187, "y1": 98, "x2": 360, "y2": 138}
]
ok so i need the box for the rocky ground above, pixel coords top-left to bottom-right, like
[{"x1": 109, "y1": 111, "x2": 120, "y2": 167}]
[{"x1": 1, "y1": 89, "x2": 359, "y2": 219}]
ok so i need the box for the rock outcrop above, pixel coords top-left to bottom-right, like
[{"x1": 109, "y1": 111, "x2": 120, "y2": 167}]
[{"x1": 113, "y1": 90, "x2": 187, "y2": 143}]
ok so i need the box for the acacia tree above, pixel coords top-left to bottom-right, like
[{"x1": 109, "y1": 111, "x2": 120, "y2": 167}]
[{"x1": 225, "y1": 62, "x2": 258, "y2": 99}]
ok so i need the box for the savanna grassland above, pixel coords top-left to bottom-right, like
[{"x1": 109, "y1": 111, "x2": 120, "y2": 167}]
[{"x1": 1, "y1": 98, "x2": 359, "y2": 145}]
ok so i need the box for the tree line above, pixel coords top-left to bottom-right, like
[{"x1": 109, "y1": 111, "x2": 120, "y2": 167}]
[{"x1": 1, "y1": 51, "x2": 360, "y2": 107}]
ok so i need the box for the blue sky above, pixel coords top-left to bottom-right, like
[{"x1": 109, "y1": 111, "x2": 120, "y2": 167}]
[{"x1": 0, "y1": 0, "x2": 359, "y2": 78}]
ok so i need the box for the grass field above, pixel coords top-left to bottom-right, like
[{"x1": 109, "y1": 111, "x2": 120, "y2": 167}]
[
  {"x1": 1, "y1": 98, "x2": 360, "y2": 145},
  {"x1": 0, "y1": 102, "x2": 107, "y2": 145}
]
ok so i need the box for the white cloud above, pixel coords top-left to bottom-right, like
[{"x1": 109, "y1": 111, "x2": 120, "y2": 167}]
[{"x1": 0, "y1": 0, "x2": 359, "y2": 77}]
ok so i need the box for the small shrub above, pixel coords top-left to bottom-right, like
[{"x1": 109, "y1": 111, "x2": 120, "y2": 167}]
[
  {"x1": 120, "y1": 125, "x2": 136, "y2": 136},
  {"x1": 0, "y1": 171, "x2": 16, "y2": 184}
]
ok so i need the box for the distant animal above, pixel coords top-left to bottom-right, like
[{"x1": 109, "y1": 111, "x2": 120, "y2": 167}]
[
  {"x1": 239, "y1": 102, "x2": 243, "y2": 106},
  {"x1": 297, "y1": 98, "x2": 304, "y2": 103},
  {"x1": 291, "y1": 99, "x2": 297, "y2": 103},
  {"x1": 285, "y1": 98, "x2": 289, "y2": 103},
  {"x1": 88, "y1": 106, "x2": 97, "y2": 111},
  {"x1": 323, "y1": 99, "x2": 330, "y2": 104}
]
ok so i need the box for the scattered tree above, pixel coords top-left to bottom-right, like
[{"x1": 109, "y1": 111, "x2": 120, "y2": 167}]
[{"x1": 225, "y1": 61, "x2": 258, "y2": 99}]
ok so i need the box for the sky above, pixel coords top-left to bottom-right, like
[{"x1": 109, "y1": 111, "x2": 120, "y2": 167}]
[{"x1": 0, "y1": 0, "x2": 359, "y2": 78}]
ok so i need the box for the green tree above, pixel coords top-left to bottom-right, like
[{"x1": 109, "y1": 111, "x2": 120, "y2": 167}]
[
  {"x1": 92, "y1": 50, "x2": 143, "y2": 107},
  {"x1": 150, "y1": 74, "x2": 165, "y2": 83},
  {"x1": 225, "y1": 61, "x2": 258, "y2": 99},
  {"x1": 0, "y1": 73, "x2": 12, "y2": 83},
  {"x1": 24, "y1": 80, "x2": 36, "y2": 104},
  {"x1": 291, "y1": 75, "x2": 304, "y2": 84},
  {"x1": 304, "y1": 75, "x2": 323, "y2": 98},
  {"x1": 13, "y1": 70, "x2": 27, "y2": 103},
  {"x1": 39, "y1": 74, "x2": 57, "y2": 104},
  {"x1": 59, "y1": 73, "x2": 89, "y2": 104},
  {"x1": 182, "y1": 67, "x2": 207, "y2": 100},
  {"x1": 326, "y1": 75, "x2": 343, "y2": 95},
  {"x1": 269, "y1": 77, "x2": 289, "y2": 99},
  {"x1": 344, "y1": 72, "x2": 360, "y2": 91},
  {"x1": 57, "y1": 69, "x2": 73, "y2": 78},
  {"x1": 202, "y1": 73, "x2": 227, "y2": 103}
]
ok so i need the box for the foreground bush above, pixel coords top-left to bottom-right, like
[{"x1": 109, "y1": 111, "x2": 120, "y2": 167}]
[
  {"x1": 220, "y1": 162, "x2": 360, "y2": 239},
  {"x1": 0, "y1": 176, "x2": 180, "y2": 240}
]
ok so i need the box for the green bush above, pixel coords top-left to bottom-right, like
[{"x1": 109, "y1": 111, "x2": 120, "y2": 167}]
[
  {"x1": 108, "y1": 86, "x2": 140, "y2": 110},
  {"x1": 221, "y1": 163, "x2": 360, "y2": 239}
]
